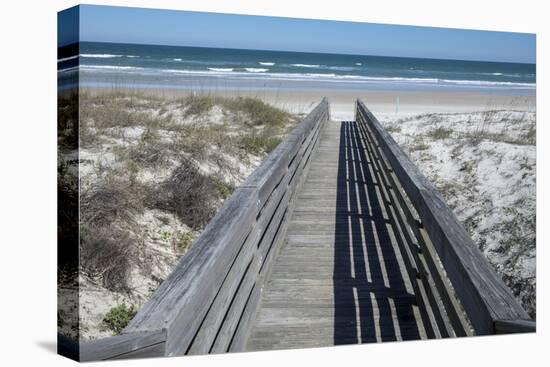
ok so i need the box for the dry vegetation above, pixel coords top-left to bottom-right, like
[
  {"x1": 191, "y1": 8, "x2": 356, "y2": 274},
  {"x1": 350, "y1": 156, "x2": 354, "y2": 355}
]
[
  {"x1": 58, "y1": 91, "x2": 298, "y2": 340},
  {"x1": 382, "y1": 107, "x2": 536, "y2": 318}
]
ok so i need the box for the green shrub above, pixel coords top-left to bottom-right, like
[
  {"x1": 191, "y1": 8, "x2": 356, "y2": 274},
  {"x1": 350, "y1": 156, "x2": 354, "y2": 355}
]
[
  {"x1": 128, "y1": 129, "x2": 169, "y2": 167},
  {"x1": 524, "y1": 123, "x2": 536, "y2": 145},
  {"x1": 223, "y1": 97, "x2": 291, "y2": 126},
  {"x1": 240, "y1": 134, "x2": 282, "y2": 155},
  {"x1": 151, "y1": 159, "x2": 218, "y2": 230},
  {"x1": 386, "y1": 124, "x2": 402, "y2": 133},
  {"x1": 101, "y1": 304, "x2": 137, "y2": 335},
  {"x1": 174, "y1": 230, "x2": 195, "y2": 252},
  {"x1": 264, "y1": 136, "x2": 283, "y2": 153},
  {"x1": 428, "y1": 127, "x2": 453, "y2": 140},
  {"x1": 184, "y1": 95, "x2": 215, "y2": 117},
  {"x1": 209, "y1": 176, "x2": 234, "y2": 199},
  {"x1": 410, "y1": 137, "x2": 429, "y2": 151}
]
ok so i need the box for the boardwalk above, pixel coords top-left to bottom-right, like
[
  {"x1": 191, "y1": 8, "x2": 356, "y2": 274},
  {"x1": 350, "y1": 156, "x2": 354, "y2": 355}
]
[
  {"x1": 75, "y1": 100, "x2": 533, "y2": 362},
  {"x1": 247, "y1": 121, "x2": 425, "y2": 351}
]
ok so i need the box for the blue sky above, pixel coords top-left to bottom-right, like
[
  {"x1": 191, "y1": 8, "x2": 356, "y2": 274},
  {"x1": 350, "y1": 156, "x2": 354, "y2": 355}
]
[{"x1": 65, "y1": 4, "x2": 535, "y2": 63}]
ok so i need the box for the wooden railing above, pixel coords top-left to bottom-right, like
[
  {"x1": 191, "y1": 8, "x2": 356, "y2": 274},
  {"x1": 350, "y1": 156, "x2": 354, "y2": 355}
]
[
  {"x1": 355, "y1": 99, "x2": 535, "y2": 336},
  {"x1": 78, "y1": 98, "x2": 330, "y2": 360},
  {"x1": 73, "y1": 98, "x2": 533, "y2": 361}
]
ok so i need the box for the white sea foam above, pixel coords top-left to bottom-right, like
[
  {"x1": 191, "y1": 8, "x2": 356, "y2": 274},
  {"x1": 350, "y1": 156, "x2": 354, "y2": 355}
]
[
  {"x1": 329, "y1": 66, "x2": 357, "y2": 71},
  {"x1": 440, "y1": 78, "x2": 534, "y2": 87},
  {"x1": 207, "y1": 68, "x2": 234, "y2": 72},
  {"x1": 245, "y1": 68, "x2": 269, "y2": 72},
  {"x1": 479, "y1": 72, "x2": 524, "y2": 78},
  {"x1": 80, "y1": 54, "x2": 125, "y2": 58},
  {"x1": 82, "y1": 65, "x2": 144, "y2": 71},
  {"x1": 291, "y1": 64, "x2": 321, "y2": 68},
  {"x1": 259, "y1": 62, "x2": 275, "y2": 66},
  {"x1": 80, "y1": 53, "x2": 138, "y2": 58},
  {"x1": 334, "y1": 75, "x2": 439, "y2": 83},
  {"x1": 80, "y1": 64, "x2": 535, "y2": 89},
  {"x1": 173, "y1": 58, "x2": 183, "y2": 61},
  {"x1": 294, "y1": 73, "x2": 337, "y2": 78},
  {"x1": 355, "y1": 63, "x2": 362, "y2": 66}
]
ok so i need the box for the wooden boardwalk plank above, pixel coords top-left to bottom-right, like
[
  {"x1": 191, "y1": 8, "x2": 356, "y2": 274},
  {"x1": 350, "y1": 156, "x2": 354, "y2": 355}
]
[{"x1": 245, "y1": 121, "x2": 425, "y2": 351}]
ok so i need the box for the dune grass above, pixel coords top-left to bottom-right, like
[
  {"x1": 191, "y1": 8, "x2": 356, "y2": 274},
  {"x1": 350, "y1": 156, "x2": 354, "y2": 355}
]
[{"x1": 74, "y1": 91, "x2": 298, "y2": 303}]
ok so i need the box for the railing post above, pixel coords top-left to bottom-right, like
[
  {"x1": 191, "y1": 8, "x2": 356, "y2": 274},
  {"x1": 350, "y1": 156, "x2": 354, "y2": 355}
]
[
  {"x1": 79, "y1": 329, "x2": 167, "y2": 361},
  {"x1": 355, "y1": 99, "x2": 533, "y2": 335},
  {"x1": 119, "y1": 99, "x2": 330, "y2": 356}
]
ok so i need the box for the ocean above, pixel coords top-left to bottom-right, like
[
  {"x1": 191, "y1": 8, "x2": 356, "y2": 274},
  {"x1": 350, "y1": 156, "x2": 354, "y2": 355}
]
[{"x1": 59, "y1": 42, "x2": 536, "y2": 94}]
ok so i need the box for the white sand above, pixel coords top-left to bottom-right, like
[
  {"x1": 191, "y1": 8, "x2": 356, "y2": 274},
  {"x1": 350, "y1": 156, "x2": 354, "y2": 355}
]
[
  {"x1": 379, "y1": 108, "x2": 535, "y2": 316},
  {"x1": 109, "y1": 87, "x2": 535, "y2": 121},
  {"x1": 256, "y1": 88, "x2": 536, "y2": 316},
  {"x1": 72, "y1": 94, "x2": 293, "y2": 340},
  {"x1": 71, "y1": 88, "x2": 536, "y2": 339}
]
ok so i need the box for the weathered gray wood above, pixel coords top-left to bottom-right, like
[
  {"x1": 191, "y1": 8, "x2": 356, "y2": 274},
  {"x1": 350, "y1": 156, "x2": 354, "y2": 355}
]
[
  {"x1": 110, "y1": 341, "x2": 167, "y2": 360},
  {"x1": 359, "y1": 116, "x2": 466, "y2": 337},
  {"x1": 355, "y1": 118, "x2": 448, "y2": 338},
  {"x1": 360, "y1": 112, "x2": 472, "y2": 337},
  {"x1": 209, "y1": 179, "x2": 293, "y2": 353},
  {"x1": 356, "y1": 100, "x2": 531, "y2": 334},
  {"x1": 186, "y1": 219, "x2": 261, "y2": 354},
  {"x1": 187, "y1": 131, "x2": 317, "y2": 354},
  {"x1": 246, "y1": 121, "x2": 426, "y2": 351},
  {"x1": 210, "y1": 258, "x2": 262, "y2": 353},
  {"x1": 124, "y1": 188, "x2": 259, "y2": 355},
  {"x1": 79, "y1": 330, "x2": 166, "y2": 361},
  {"x1": 116, "y1": 98, "x2": 329, "y2": 357},
  {"x1": 248, "y1": 323, "x2": 425, "y2": 349},
  {"x1": 494, "y1": 319, "x2": 536, "y2": 334},
  {"x1": 222, "y1": 101, "x2": 328, "y2": 352},
  {"x1": 228, "y1": 282, "x2": 263, "y2": 352},
  {"x1": 78, "y1": 98, "x2": 531, "y2": 359},
  {"x1": 242, "y1": 98, "x2": 329, "y2": 206},
  {"x1": 219, "y1": 107, "x2": 326, "y2": 352},
  {"x1": 232, "y1": 118, "x2": 328, "y2": 351}
]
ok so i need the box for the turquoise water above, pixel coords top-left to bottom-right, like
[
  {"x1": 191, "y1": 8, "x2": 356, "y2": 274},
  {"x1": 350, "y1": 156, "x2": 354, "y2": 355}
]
[{"x1": 59, "y1": 42, "x2": 536, "y2": 94}]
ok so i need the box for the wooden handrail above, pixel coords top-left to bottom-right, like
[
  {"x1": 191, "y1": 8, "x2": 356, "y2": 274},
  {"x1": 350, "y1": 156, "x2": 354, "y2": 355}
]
[
  {"x1": 79, "y1": 330, "x2": 167, "y2": 361},
  {"x1": 355, "y1": 99, "x2": 533, "y2": 335},
  {"x1": 72, "y1": 98, "x2": 535, "y2": 362},
  {"x1": 101, "y1": 98, "x2": 330, "y2": 357},
  {"x1": 494, "y1": 319, "x2": 536, "y2": 334}
]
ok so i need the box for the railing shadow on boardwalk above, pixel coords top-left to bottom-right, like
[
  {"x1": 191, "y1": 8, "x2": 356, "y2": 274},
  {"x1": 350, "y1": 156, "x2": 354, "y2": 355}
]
[
  {"x1": 333, "y1": 121, "x2": 420, "y2": 344},
  {"x1": 71, "y1": 100, "x2": 534, "y2": 362}
]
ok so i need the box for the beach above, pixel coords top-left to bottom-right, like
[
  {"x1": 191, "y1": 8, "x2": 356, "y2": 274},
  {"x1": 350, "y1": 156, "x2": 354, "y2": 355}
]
[
  {"x1": 59, "y1": 41, "x2": 536, "y2": 339},
  {"x1": 80, "y1": 86, "x2": 535, "y2": 119},
  {"x1": 70, "y1": 86, "x2": 536, "y2": 337}
]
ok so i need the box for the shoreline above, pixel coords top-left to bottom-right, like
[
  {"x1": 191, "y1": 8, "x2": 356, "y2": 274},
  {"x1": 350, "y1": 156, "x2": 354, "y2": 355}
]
[{"x1": 80, "y1": 85, "x2": 536, "y2": 121}]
